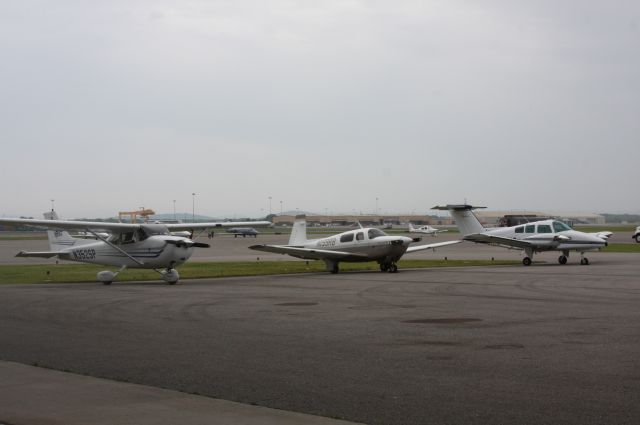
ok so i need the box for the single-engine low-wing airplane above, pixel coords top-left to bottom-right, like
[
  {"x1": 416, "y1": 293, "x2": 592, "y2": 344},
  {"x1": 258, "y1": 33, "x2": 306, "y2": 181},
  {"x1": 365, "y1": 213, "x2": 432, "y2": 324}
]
[
  {"x1": 249, "y1": 215, "x2": 460, "y2": 273},
  {"x1": 408, "y1": 222, "x2": 447, "y2": 236},
  {"x1": 0, "y1": 210, "x2": 271, "y2": 284},
  {"x1": 433, "y1": 204, "x2": 612, "y2": 266}
]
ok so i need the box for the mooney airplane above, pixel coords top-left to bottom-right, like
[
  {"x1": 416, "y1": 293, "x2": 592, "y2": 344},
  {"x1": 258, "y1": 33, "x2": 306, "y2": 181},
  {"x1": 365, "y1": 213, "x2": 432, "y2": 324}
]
[
  {"x1": 433, "y1": 204, "x2": 612, "y2": 266},
  {"x1": 0, "y1": 211, "x2": 271, "y2": 284},
  {"x1": 408, "y1": 222, "x2": 447, "y2": 236},
  {"x1": 249, "y1": 216, "x2": 459, "y2": 273}
]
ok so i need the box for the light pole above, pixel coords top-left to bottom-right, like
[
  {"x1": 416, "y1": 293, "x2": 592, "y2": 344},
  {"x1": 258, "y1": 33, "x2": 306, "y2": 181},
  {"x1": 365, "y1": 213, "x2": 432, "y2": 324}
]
[
  {"x1": 268, "y1": 196, "x2": 272, "y2": 216},
  {"x1": 192, "y1": 193, "x2": 196, "y2": 223},
  {"x1": 280, "y1": 200, "x2": 283, "y2": 215},
  {"x1": 50, "y1": 199, "x2": 55, "y2": 212},
  {"x1": 173, "y1": 200, "x2": 176, "y2": 221},
  {"x1": 376, "y1": 197, "x2": 379, "y2": 215}
]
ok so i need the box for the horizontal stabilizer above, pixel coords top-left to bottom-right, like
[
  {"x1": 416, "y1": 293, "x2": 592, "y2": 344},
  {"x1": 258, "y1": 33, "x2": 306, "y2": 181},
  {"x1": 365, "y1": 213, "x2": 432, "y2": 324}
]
[
  {"x1": 16, "y1": 251, "x2": 68, "y2": 259},
  {"x1": 432, "y1": 204, "x2": 486, "y2": 211}
]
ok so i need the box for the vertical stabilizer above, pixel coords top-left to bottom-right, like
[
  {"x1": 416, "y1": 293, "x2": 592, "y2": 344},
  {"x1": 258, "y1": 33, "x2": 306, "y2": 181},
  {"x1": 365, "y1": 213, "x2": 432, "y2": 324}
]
[
  {"x1": 43, "y1": 211, "x2": 76, "y2": 250},
  {"x1": 289, "y1": 215, "x2": 308, "y2": 245},
  {"x1": 432, "y1": 205, "x2": 486, "y2": 236}
]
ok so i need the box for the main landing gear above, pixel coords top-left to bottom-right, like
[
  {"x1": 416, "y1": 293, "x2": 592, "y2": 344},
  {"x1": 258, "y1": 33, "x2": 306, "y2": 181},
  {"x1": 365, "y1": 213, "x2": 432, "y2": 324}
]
[
  {"x1": 522, "y1": 257, "x2": 532, "y2": 266},
  {"x1": 379, "y1": 262, "x2": 398, "y2": 273}
]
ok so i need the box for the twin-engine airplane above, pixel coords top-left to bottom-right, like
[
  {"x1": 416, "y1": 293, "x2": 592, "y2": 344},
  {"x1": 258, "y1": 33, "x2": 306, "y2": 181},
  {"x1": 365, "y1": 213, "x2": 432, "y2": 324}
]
[
  {"x1": 249, "y1": 216, "x2": 459, "y2": 273},
  {"x1": 407, "y1": 222, "x2": 447, "y2": 236},
  {"x1": 433, "y1": 204, "x2": 612, "y2": 266},
  {"x1": 0, "y1": 211, "x2": 271, "y2": 284}
]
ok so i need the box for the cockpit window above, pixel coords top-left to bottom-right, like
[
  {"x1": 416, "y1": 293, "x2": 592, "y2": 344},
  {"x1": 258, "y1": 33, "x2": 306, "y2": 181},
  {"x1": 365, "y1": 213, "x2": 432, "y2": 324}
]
[
  {"x1": 356, "y1": 232, "x2": 365, "y2": 241},
  {"x1": 552, "y1": 221, "x2": 571, "y2": 232},
  {"x1": 368, "y1": 228, "x2": 386, "y2": 239},
  {"x1": 340, "y1": 233, "x2": 354, "y2": 243},
  {"x1": 139, "y1": 224, "x2": 170, "y2": 241},
  {"x1": 537, "y1": 224, "x2": 552, "y2": 233}
]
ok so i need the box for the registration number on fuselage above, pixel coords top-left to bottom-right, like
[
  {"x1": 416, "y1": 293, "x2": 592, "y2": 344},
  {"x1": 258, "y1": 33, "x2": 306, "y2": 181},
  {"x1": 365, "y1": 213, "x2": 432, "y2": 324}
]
[
  {"x1": 318, "y1": 238, "x2": 337, "y2": 248},
  {"x1": 72, "y1": 248, "x2": 96, "y2": 260}
]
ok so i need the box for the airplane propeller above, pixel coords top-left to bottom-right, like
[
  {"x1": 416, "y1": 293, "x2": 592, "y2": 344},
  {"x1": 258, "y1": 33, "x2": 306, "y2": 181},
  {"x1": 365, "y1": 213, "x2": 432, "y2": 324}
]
[{"x1": 165, "y1": 239, "x2": 210, "y2": 248}]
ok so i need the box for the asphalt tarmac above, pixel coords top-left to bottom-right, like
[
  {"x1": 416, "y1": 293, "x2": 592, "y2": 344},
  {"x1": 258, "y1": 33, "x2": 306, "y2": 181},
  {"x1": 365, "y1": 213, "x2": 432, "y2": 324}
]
[{"x1": 1, "y1": 252, "x2": 640, "y2": 424}]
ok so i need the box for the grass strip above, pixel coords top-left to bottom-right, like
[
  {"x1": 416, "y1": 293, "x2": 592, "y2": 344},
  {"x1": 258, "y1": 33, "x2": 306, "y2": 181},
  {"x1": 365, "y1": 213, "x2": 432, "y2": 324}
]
[
  {"x1": 0, "y1": 259, "x2": 518, "y2": 285},
  {"x1": 602, "y1": 243, "x2": 640, "y2": 253}
]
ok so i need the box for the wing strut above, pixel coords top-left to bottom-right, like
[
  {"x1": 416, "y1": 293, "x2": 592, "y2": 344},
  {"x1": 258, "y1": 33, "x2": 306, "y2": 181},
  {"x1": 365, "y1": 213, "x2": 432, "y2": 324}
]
[{"x1": 87, "y1": 229, "x2": 145, "y2": 266}]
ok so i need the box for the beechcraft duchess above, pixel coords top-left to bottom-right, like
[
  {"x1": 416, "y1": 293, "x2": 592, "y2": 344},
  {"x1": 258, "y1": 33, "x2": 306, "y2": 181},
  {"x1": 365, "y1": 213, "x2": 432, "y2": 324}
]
[
  {"x1": 250, "y1": 216, "x2": 459, "y2": 273},
  {"x1": 433, "y1": 204, "x2": 612, "y2": 266},
  {"x1": 0, "y1": 211, "x2": 271, "y2": 284}
]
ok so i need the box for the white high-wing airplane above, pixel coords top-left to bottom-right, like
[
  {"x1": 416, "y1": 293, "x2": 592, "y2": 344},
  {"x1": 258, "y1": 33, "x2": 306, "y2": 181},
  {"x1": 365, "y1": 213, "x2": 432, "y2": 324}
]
[
  {"x1": 249, "y1": 216, "x2": 460, "y2": 273},
  {"x1": 407, "y1": 222, "x2": 447, "y2": 236},
  {"x1": 433, "y1": 204, "x2": 612, "y2": 266},
  {"x1": 0, "y1": 211, "x2": 271, "y2": 284}
]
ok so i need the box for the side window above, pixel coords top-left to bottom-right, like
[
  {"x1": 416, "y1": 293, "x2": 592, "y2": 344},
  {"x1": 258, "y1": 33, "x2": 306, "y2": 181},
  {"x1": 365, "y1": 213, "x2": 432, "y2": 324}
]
[
  {"x1": 356, "y1": 232, "x2": 364, "y2": 241},
  {"x1": 525, "y1": 225, "x2": 535, "y2": 233},
  {"x1": 515, "y1": 226, "x2": 524, "y2": 234},
  {"x1": 537, "y1": 225, "x2": 552, "y2": 233},
  {"x1": 340, "y1": 233, "x2": 354, "y2": 243}
]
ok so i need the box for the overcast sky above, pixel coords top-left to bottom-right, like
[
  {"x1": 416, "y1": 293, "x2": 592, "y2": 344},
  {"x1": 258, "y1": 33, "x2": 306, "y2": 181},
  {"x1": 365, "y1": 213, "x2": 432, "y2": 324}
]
[{"x1": 1, "y1": 0, "x2": 639, "y2": 218}]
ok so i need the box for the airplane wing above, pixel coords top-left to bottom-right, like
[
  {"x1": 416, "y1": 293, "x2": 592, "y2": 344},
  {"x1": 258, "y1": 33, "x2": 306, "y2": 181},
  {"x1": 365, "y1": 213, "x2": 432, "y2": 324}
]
[
  {"x1": 165, "y1": 221, "x2": 272, "y2": 231},
  {"x1": 0, "y1": 217, "x2": 272, "y2": 232},
  {"x1": 0, "y1": 217, "x2": 138, "y2": 232},
  {"x1": 249, "y1": 244, "x2": 370, "y2": 261},
  {"x1": 464, "y1": 233, "x2": 535, "y2": 249},
  {"x1": 405, "y1": 240, "x2": 461, "y2": 253}
]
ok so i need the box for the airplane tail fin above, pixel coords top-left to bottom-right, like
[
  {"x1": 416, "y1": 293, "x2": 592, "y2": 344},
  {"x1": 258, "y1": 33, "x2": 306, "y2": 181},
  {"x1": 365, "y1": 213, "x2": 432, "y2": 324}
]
[
  {"x1": 432, "y1": 204, "x2": 486, "y2": 237},
  {"x1": 43, "y1": 210, "x2": 77, "y2": 250},
  {"x1": 288, "y1": 215, "x2": 308, "y2": 245},
  {"x1": 408, "y1": 222, "x2": 415, "y2": 231}
]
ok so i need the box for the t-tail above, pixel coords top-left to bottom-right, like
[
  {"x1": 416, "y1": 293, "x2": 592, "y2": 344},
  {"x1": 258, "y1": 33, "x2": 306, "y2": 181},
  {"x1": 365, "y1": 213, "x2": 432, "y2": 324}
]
[
  {"x1": 43, "y1": 210, "x2": 77, "y2": 250},
  {"x1": 432, "y1": 204, "x2": 486, "y2": 237},
  {"x1": 288, "y1": 215, "x2": 309, "y2": 246}
]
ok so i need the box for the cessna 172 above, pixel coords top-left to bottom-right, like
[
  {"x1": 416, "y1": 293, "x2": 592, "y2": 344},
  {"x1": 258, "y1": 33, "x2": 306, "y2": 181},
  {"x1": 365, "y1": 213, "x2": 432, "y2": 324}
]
[
  {"x1": 249, "y1": 216, "x2": 459, "y2": 273},
  {"x1": 0, "y1": 211, "x2": 271, "y2": 284},
  {"x1": 433, "y1": 204, "x2": 612, "y2": 266},
  {"x1": 408, "y1": 222, "x2": 447, "y2": 236}
]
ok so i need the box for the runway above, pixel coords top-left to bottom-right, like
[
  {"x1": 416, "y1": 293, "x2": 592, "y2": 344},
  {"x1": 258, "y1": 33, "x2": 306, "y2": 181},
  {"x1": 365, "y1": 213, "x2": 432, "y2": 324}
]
[{"x1": 1, "y1": 256, "x2": 640, "y2": 424}]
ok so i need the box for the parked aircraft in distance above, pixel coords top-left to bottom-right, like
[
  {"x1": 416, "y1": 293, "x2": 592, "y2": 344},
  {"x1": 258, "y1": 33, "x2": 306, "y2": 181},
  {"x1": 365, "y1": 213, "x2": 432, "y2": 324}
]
[
  {"x1": 408, "y1": 222, "x2": 447, "y2": 236},
  {"x1": 0, "y1": 211, "x2": 271, "y2": 284},
  {"x1": 250, "y1": 216, "x2": 459, "y2": 273},
  {"x1": 226, "y1": 227, "x2": 259, "y2": 237},
  {"x1": 433, "y1": 204, "x2": 612, "y2": 266}
]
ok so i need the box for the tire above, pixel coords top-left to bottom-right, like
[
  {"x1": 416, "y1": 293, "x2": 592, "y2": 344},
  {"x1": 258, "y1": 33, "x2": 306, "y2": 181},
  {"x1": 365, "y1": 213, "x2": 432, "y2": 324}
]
[
  {"x1": 522, "y1": 257, "x2": 532, "y2": 266},
  {"x1": 558, "y1": 255, "x2": 567, "y2": 265}
]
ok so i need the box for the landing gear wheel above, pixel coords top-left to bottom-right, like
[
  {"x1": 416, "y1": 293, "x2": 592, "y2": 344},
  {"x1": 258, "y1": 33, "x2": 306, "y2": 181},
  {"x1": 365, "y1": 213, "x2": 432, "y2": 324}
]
[
  {"x1": 389, "y1": 264, "x2": 398, "y2": 273},
  {"x1": 522, "y1": 257, "x2": 532, "y2": 266},
  {"x1": 558, "y1": 255, "x2": 568, "y2": 265},
  {"x1": 636, "y1": 236, "x2": 640, "y2": 243},
  {"x1": 380, "y1": 263, "x2": 389, "y2": 272},
  {"x1": 580, "y1": 258, "x2": 589, "y2": 265},
  {"x1": 103, "y1": 281, "x2": 112, "y2": 285},
  {"x1": 330, "y1": 264, "x2": 339, "y2": 274}
]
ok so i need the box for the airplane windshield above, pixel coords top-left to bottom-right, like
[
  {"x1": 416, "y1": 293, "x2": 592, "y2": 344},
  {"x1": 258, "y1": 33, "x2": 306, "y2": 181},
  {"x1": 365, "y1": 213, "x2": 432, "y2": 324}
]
[
  {"x1": 368, "y1": 228, "x2": 387, "y2": 239},
  {"x1": 140, "y1": 224, "x2": 170, "y2": 239},
  {"x1": 552, "y1": 221, "x2": 572, "y2": 232}
]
